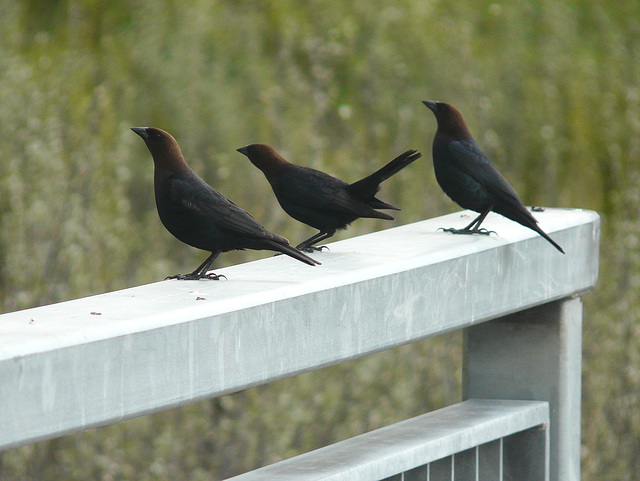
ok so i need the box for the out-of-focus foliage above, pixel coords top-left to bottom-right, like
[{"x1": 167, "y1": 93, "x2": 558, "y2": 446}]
[{"x1": 0, "y1": 0, "x2": 638, "y2": 479}]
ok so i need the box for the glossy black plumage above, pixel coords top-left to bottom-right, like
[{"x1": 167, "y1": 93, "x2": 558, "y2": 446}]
[
  {"x1": 422, "y1": 101, "x2": 564, "y2": 253},
  {"x1": 132, "y1": 127, "x2": 319, "y2": 280},
  {"x1": 237, "y1": 144, "x2": 421, "y2": 251}
]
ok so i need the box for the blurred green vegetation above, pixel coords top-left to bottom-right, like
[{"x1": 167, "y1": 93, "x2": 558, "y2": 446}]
[{"x1": 0, "y1": 0, "x2": 638, "y2": 479}]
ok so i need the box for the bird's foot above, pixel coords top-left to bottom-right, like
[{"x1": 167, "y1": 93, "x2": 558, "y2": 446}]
[
  {"x1": 299, "y1": 245, "x2": 329, "y2": 253},
  {"x1": 438, "y1": 227, "x2": 496, "y2": 236},
  {"x1": 202, "y1": 273, "x2": 226, "y2": 280},
  {"x1": 531, "y1": 206, "x2": 545, "y2": 212},
  {"x1": 472, "y1": 227, "x2": 497, "y2": 236},
  {"x1": 165, "y1": 272, "x2": 226, "y2": 281}
]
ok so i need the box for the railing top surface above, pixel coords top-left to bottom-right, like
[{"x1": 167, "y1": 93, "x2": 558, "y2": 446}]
[
  {"x1": 0, "y1": 209, "x2": 599, "y2": 449},
  {"x1": 0, "y1": 208, "x2": 598, "y2": 360}
]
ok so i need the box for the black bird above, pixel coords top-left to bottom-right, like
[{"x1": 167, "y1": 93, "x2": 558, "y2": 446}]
[
  {"x1": 132, "y1": 127, "x2": 319, "y2": 280},
  {"x1": 237, "y1": 144, "x2": 421, "y2": 251},
  {"x1": 422, "y1": 101, "x2": 564, "y2": 253}
]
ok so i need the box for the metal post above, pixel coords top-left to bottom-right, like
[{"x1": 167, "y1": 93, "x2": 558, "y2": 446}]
[{"x1": 463, "y1": 297, "x2": 582, "y2": 481}]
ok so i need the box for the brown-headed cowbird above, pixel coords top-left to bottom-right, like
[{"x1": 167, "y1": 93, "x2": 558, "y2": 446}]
[
  {"x1": 236, "y1": 145, "x2": 421, "y2": 251},
  {"x1": 422, "y1": 101, "x2": 564, "y2": 253},
  {"x1": 132, "y1": 127, "x2": 319, "y2": 280}
]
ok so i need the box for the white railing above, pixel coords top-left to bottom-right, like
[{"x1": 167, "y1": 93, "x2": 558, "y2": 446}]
[
  {"x1": 228, "y1": 399, "x2": 550, "y2": 481},
  {"x1": 0, "y1": 209, "x2": 600, "y2": 481}
]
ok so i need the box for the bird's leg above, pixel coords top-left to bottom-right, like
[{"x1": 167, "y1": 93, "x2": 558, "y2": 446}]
[
  {"x1": 194, "y1": 252, "x2": 226, "y2": 279},
  {"x1": 463, "y1": 210, "x2": 493, "y2": 234},
  {"x1": 296, "y1": 231, "x2": 333, "y2": 252},
  {"x1": 165, "y1": 252, "x2": 226, "y2": 280},
  {"x1": 439, "y1": 209, "x2": 496, "y2": 236}
]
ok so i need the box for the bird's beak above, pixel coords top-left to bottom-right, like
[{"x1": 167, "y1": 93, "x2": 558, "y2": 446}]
[
  {"x1": 422, "y1": 100, "x2": 438, "y2": 113},
  {"x1": 131, "y1": 127, "x2": 149, "y2": 140},
  {"x1": 236, "y1": 146, "x2": 248, "y2": 155}
]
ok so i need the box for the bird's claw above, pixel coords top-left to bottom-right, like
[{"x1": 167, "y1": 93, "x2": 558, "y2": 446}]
[
  {"x1": 165, "y1": 274, "x2": 187, "y2": 280},
  {"x1": 531, "y1": 206, "x2": 545, "y2": 212},
  {"x1": 438, "y1": 227, "x2": 496, "y2": 236},
  {"x1": 473, "y1": 228, "x2": 497, "y2": 236},
  {"x1": 203, "y1": 273, "x2": 226, "y2": 280},
  {"x1": 300, "y1": 245, "x2": 329, "y2": 253},
  {"x1": 165, "y1": 273, "x2": 226, "y2": 281},
  {"x1": 438, "y1": 227, "x2": 471, "y2": 235}
]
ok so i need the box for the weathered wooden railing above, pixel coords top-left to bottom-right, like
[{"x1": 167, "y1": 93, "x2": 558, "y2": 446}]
[{"x1": 0, "y1": 209, "x2": 600, "y2": 481}]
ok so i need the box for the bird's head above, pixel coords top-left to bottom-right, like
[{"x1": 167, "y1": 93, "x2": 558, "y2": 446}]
[
  {"x1": 236, "y1": 144, "x2": 289, "y2": 175},
  {"x1": 131, "y1": 127, "x2": 188, "y2": 172},
  {"x1": 422, "y1": 101, "x2": 472, "y2": 139}
]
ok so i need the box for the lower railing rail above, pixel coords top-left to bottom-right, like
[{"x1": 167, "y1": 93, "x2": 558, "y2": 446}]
[{"x1": 228, "y1": 399, "x2": 549, "y2": 481}]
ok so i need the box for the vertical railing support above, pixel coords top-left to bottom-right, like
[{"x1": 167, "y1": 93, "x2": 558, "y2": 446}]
[{"x1": 463, "y1": 297, "x2": 582, "y2": 481}]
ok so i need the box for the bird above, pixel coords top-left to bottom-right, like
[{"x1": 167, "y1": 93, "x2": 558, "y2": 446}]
[
  {"x1": 237, "y1": 144, "x2": 421, "y2": 252},
  {"x1": 131, "y1": 127, "x2": 320, "y2": 280},
  {"x1": 422, "y1": 101, "x2": 564, "y2": 253}
]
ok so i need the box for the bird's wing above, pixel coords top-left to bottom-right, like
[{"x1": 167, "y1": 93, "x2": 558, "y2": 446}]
[
  {"x1": 447, "y1": 140, "x2": 525, "y2": 208},
  {"x1": 169, "y1": 174, "x2": 272, "y2": 238},
  {"x1": 276, "y1": 167, "x2": 372, "y2": 216}
]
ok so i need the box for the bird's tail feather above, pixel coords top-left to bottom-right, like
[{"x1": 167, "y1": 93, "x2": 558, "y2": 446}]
[
  {"x1": 531, "y1": 224, "x2": 565, "y2": 254},
  {"x1": 372, "y1": 149, "x2": 423, "y2": 183},
  {"x1": 347, "y1": 150, "x2": 421, "y2": 201},
  {"x1": 368, "y1": 198, "x2": 400, "y2": 211},
  {"x1": 508, "y1": 208, "x2": 565, "y2": 254},
  {"x1": 270, "y1": 241, "x2": 321, "y2": 266}
]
